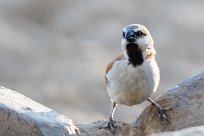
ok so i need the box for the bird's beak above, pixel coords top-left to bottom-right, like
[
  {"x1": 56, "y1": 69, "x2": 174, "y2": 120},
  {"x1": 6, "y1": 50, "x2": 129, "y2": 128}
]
[{"x1": 125, "y1": 29, "x2": 135, "y2": 41}]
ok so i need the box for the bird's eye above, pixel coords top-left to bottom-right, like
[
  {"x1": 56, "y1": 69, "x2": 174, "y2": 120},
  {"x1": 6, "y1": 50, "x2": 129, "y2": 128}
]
[
  {"x1": 122, "y1": 31, "x2": 125, "y2": 37},
  {"x1": 134, "y1": 30, "x2": 146, "y2": 37}
]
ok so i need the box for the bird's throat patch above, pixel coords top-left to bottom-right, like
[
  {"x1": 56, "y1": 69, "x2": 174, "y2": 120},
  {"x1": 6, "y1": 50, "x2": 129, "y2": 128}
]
[{"x1": 126, "y1": 43, "x2": 144, "y2": 67}]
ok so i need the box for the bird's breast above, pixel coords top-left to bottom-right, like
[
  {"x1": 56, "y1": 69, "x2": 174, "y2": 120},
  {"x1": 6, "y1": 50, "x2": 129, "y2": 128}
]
[{"x1": 106, "y1": 59, "x2": 160, "y2": 106}]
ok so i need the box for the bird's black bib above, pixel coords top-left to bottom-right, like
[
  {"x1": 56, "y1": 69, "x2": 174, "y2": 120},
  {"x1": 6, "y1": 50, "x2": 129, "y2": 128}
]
[{"x1": 126, "y1": 43, "x2": 144, "y2": 67}]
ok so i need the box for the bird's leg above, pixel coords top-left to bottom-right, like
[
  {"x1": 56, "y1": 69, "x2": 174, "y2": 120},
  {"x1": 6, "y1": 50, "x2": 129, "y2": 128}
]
[
  {"x1": 147, "y1": 98, "x2": 172, "y2": 123},
  {"x1": 104, "y1": 101, "x2": 117, "y2": 132}
]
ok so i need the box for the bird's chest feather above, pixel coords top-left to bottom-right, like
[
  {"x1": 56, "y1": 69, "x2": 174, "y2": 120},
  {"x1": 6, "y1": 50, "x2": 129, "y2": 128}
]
[{"x1": 106, "y1": 60, "x2": 159, "y2": 105}]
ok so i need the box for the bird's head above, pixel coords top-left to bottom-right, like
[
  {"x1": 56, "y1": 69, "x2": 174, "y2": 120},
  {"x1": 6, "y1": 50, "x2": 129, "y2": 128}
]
[{"x1": 121, "y1": 24, "x2": 156, "y2": 66}]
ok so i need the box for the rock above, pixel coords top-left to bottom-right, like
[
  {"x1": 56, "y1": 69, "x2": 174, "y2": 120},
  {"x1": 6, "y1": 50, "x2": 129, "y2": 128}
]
[
  {"x1": 0, "y1": 86, "x2": 79, "y2": 136},
  {"x1": 77, "y1": 121, "x2": 136, "y2": 136},
  {"x1": 77, "y1": 70, "x2": 204, "y2": 136},
  {"x1": 150, "y1": 125, "x2": 204, "y2": 136},
  {"x1": 134, "y1": 70, "x2": 204, "y2": 135},
  {"x1": 1, "y1": 70, "x2": 204, "y2": 136}
]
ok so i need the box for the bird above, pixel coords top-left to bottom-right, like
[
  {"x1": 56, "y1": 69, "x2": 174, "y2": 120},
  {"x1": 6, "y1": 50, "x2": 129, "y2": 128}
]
[{"x1": 105, "y1": 24, "x2": 171, "y2": 131}]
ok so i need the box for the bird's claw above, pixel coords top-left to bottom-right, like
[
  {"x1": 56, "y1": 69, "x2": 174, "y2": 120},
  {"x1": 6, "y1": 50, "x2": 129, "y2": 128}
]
[
  {"x1": 147, "y1": 98, "x2": 172, "y2": 123},
  {"x1": 155, "y1": 105, "x2": 172, "y2": 123},
  {"x1": 103, "y1": 118, "x2": 117, "y2": 134}
]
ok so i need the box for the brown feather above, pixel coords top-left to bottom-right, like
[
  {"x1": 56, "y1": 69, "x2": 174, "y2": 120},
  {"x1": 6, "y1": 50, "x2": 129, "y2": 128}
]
[
  {"x1": 105, "y1": 53, "x2": 124, "y2": 84},
  {"x1": 146, "y1": 48, "x2": 156, "y2": 61}
]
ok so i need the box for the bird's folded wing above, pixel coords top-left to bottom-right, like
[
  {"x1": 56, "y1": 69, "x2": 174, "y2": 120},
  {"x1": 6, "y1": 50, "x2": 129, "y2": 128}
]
[{"x1": 105, "y1": 52, "x2": 124, "y2": 84}]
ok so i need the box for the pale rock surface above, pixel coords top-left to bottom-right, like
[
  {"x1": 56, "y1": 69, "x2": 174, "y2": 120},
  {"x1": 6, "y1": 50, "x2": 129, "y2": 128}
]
[
  {"x1": 151, "y1": 125, "x2": 204, "y2": 136},
  {"x1": 0, "y1": 86, "x2": 79, "y2": 136}
]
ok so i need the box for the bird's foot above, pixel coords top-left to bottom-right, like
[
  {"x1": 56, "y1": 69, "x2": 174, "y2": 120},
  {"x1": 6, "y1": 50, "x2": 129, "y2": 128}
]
[
  {"x1": 155, "y1": 105, "x2": 172, "y2": 123},
  {"x1": 101, "y1": 118, "x2": 117, "y2": 134},
  {"x1": 147, "y1": 98, "x2": 172, "y2": 123}
]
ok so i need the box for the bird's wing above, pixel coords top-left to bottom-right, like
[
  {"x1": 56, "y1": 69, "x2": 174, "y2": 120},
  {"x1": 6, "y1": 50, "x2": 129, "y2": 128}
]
[{"x1": 105, "y1": 52, "x2": 124, "y2": 84}]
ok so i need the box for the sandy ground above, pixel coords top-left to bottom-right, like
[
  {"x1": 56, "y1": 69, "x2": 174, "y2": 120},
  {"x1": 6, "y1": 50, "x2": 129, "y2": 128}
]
[{"x1": 0, "y1": 0, "x2": 203, "y2": 123}]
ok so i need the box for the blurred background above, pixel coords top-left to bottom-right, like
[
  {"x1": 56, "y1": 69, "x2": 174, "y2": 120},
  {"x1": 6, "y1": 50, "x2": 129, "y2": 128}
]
[{"x1": 0, "y1": 0, "x2": 203, "y2": 123}]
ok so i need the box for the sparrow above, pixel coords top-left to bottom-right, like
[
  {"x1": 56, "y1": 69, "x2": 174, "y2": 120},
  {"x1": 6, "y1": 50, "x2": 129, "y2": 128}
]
[{"x1": 105, "y1": 24, "x2": 171, "y2": 131}]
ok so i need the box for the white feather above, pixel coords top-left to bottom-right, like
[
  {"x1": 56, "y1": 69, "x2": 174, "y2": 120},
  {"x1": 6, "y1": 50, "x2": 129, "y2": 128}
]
[{"x1": 106, "y1": 59, "x2": 160, "y2": 106}]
